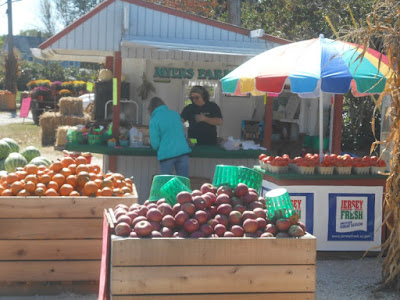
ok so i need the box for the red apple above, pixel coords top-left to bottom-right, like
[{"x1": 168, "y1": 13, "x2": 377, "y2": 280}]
[
  {"x1": 200, "y1": 183, "x2": 215, "y2": 194},
  {"x1": 200, "y1": 223, "x2": 214, "y2": 236},
  {"x1": 158, "y1": 203, "x2": 173, "y2": 217},
  {"x1": 234, "y1": 183, "x2": 249, "y2": 198},
  {"x1": 137, "y1": 205, "x2": 149, "y2": 217},
  {"x1": 243, "y1": 219, "x2": 258, "y2": 233},
  {"x1": 260, "y1": 232, "x2": 274, "y2": 238},
  {"x1": 248, "y1": 188, "x2": 258, "y2": 195},
  {"x1": 214, "y1": 214, "x2": 229, "y2": 227},
  {"x1": 217, "y1": 203, "x2": 233, "y2": 215},
  {"x1": 172, "y1": 203, "x2": 181, "y2": 216},
  {"x1": 143, "y1": 200, "x2": 150, "y2": 206},
  {"x1": 224, "y1": 231, "x2": 235, "y2": 237},
  {"x1": 134, "y1": 220, "x2": 153, "y2": 237},
  {"x1": 115, "y1": 204, "x2": 129, "y2": 211},
  {"x1": 149, "y1": 221, "x2": 161, "y2": 231},
  {"x1": 215, "y1": 194, "x2": 230, "y2": 206},
  {"x1": 115, "y1": 222, "x2": 131, "y2": 236},
  {"x1": 151, "y1": 231, "x2": 162, "y2": 238},
  {"x1": 161, "y1": 227, "x2": 173, "y2": 237},
  {"x1": 249, "y1": 201, "x2": 264, "y2": 210},
  {"x1": 161, "y1": 215, "x2": 175, "y2": 228},
  {"x1": 229, "y1": 211, "x2": 242, "y2": 225},
  {"x1": 253, "y1": 207, "x2": 266, "y2": 219},
  {"x1": 231, "y1": 225, "x2": 244, "y2": 237},
  {"x1": 176, "y1": 191, "x2": 192, "y2": 204},
  {"x1": 256, "y1": 217, "x2": 267, "y2": 229},
  {"x1": 231, "y1": 196, "x2": 244, "y2": 207},
  {"x1": 184, "y1": 218, "x2": 200, "y2": 233},
  {"x1": 156, "y1": 198, "x2": 166, "y2": 205},
  {"x1": 242, "y1": 211, "x2": 256, "y2": 221},
  {"x1": 288, "y1": 225, "x2": 305, "y2": 237},
  {"x1": 147, "y1": 203, "x2": 158, "y2": 210},
  {"x1": 265, "y1": 224, "x2": 277, "y2": 235},
  {"x1": 173, "y1": 229, "x2": 188, "y2": 238},
  {"x1": 191, "y1": 189, "x2": 202, "y2": 197},
  {"x1": 131, "y1": 216, "x2": 147, "y2": 227},
  {"x1": 208, "y1": 205, "x2": 217, "y2": 217},
  {"x1": 214, "y1": 224, "x2": 227, "y2": 237},
  {"x1": 233, "y1": 204, "x2": 246, "y2": 213},
  {"x1": 129, "y1": 231, "x2": 138, "y2": 237},
  {"x1": 243, "y1": 191, "x2": 258, "y2": 204},
  {"x1": 114, "y1": 208, "x2": 128, "y2": 220},
  {"x1": 205, "y1": 192, "x2": 217, "y2": 205},
  {"x1": 146, "y1": 208, "x2": 163, "y2": 222},
  {"x1": 257, "y1": 197, "x2": 266, "y2": 209},
  {"x1": 297, "y1": 221, "x2": 307, "y2": 233},
  {"x1": 128, "y1": 203, "x2": 140, "y2": 211},
  {"x1": 126, "y1": 210, "x2": 139, "y2": 223},
  {"x1": 181, "y1": 202, "x2": 196, "y2": 216},
  {"x1": 194, "y1": 210, "x2": 208, "y2": 224},
  {"x1": 193, "y1": 196, "x2": 207, "y2": 210},
  {"x1": 175, "y1": 211, "x2": 189, "y2": 226},
  {"x1": 216, "y1": 185, "x2": 234, "y2": 197},
  {"x1": 276, "y1": 218, "x2": 291, "y2": 232},
  {"x1": 117, "y1": 215, "x2": 132, "y2": 225},
  {"x1": 207, "y1": 218, "x2": 219, "y2": 229},
  {"x1": 202, "y1": 194, "x2": 213, "y2": 208}
]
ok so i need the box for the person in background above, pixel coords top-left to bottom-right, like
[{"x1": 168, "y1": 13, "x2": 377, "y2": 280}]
[
  {"x1": 148, "y1": 97, "x2": 191, "y2": 177},
  {"x1": 181, "y1": 85, "x2": 223, "y2": 145}
]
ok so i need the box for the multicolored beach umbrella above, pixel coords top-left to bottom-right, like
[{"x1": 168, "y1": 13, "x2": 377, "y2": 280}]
[
  {"x1": 221, "y1": 34, "x2": 393, "y2": 158},
  {"x1": 221, "y1": 34, "x2": 392, "y2": 97}
]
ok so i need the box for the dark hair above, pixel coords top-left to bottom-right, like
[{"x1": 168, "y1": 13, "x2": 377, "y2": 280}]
[
  {"x1": 148, "y1": 97, "x2": 165, "y2": 114},
  {"x1": 190, "y1": 85, "x2": 210, "y2": 102}
]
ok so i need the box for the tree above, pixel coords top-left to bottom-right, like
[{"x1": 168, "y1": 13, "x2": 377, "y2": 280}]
[
  {"x1": 54, "y1": 0, "x2": 102, "y2": 27},
  {"x1": 342, "y1": 0, "x2": 400, "y2": 290},
  {"x1": 39, "y1": 0, "x2": 59, "y2": 37}
]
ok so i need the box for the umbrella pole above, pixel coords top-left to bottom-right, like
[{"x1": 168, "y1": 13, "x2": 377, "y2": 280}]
[{"x1": 319, "y1": 90, "x2": 324, "y2": 162}]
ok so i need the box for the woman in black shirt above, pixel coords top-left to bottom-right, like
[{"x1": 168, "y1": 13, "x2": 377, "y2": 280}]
[{"x1": 181, "y1": 86, "x2": 223, "y2": 145}]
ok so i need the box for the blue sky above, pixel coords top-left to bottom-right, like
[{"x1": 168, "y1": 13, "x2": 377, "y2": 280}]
[{"x1": 0, "y1": 0, "x2": 43, "y2": 35}]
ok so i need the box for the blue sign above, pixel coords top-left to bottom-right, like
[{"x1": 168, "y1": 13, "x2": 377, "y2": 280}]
[
  {"x1": 289, "y1": 193, "x2": 314, "y2": 234},
  {"x1": 328, "y1": 193, "x2": 375, "y2": 241}
]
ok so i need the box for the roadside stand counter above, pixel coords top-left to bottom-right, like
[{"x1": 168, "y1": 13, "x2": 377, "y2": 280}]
[
  {"x1": 66, "y1": 143, "x2": 266, "y2": 203},
  {"x1": 254, "y1": 166, "x2": 387, "y2": 252}
]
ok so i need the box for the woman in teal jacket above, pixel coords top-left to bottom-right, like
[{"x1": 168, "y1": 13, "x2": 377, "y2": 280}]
[{"x1": 148, "y1": 97, "x2": 191, "y2": 177}]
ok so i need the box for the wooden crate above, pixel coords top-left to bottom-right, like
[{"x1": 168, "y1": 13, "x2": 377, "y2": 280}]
[
  {"x1": 101, "y1": 209, "x2": 316, "y2": 299},
  {"x1": 0, "y1": 187, "x2": 137, "y2": 296}
]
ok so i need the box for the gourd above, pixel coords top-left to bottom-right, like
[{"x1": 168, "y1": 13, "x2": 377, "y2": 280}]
[{"x1": 98, "y1": 69, "x2": 113, "y2": 81}]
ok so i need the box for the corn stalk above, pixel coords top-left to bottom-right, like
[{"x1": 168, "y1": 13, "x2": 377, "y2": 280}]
[{"x1": 342, "y1": 0, "x2": 400, "y2": 290}]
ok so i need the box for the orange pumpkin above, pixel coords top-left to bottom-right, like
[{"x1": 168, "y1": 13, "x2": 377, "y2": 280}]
[
  {"x1": 52, "y1": 173, "x2": 66, "y2": 187},
  {"x1": 60, "y1": 167, "x2": 72, "y2": 178},
  {"x1": 76, "y1": 171, "x2": 90, "y2": 187},
  {"x1": 50, "y1": 161, "x2": 63, "y2": 173},
  {"x1": 24, "y1": 164, "x2": 39, "y2": 175},
  {"x1": 34, "y1": 187, "x2": 46, "y2": 196},
  {"x1": 17, "y1": 189, "x2": 30, "y2": 196},
  {"x1": 45, "y1": 188, "x2": 59, "y2": 196},
  {"x1": 83, "y1": 181, "x2": 98, "y2": 197},
  {"x1": 24, "y1": 174, "x2": 38, "y2": 185},
  {"x1": 6, "y1": 173, "x2": 19, "y2": 185},
  {"x1": 61, "y1": 156, "x2": 75, "y2": 168},
  {"x1": 65, "y1": 175, "x2": 78, "y2": 188},
  {"x1": 1, "y1": 189, "x2": 13, "y2": 196},
  {"x1": 24, "y1": 181, "x2": 36, "y2": 194},
  {"x1": 76, "y1": 164, "x2": 90, "y2": 174},
  {"x1": 47, "y1": 181, "x2": 59, "y2": 191},
  {"x1": 11, "y1": 181, "x2": 24, "y2": 196},
  {"x1": 59, "y1": 184, "x2": 74, "y2": 196},
  {"x1": 16, "y1": 170, "x2": 28, "y2": 180},
  {"x1": 75, "y1": 156, "x2": 88, "y2": 166},
  {"x1": 69, "y1": 190, "x2": 80, "y2": 197},
  {"x1": 101, "y1": 187, "x2": 113, "y2": 197}
]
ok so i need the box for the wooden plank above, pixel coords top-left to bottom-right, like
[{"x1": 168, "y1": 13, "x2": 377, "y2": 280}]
[
  {"x1": 111, "y1": 265, "x2": 315, "y2": 294},
  {"x1": 98, "y1": 212, "x2": 111, "y2": 300},
  {"x1": 111, "y1": 234, "x2": 316, "y2": 266},
  {"x1": 112, "y1": 293, "x2": 315, "y2": 300},
  {"x1": 0, "y1": 219, "x2": 102, "y2": 239},
  {"x1": 0, "y1": 196, "x2": 137, "y2": 219},
  {"x1": 0, "y1": 261, "x2": 100, "y2": 281},
  {"x1": 0, "y1": 281, "x2": 98, "y2": 296},
  {"x1": 0, "y1": 240, "x2": 101, "y2": 260}
]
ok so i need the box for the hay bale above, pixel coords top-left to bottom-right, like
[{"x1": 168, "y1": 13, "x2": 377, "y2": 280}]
[
  {"x1": 56, "y1": 126, "x2": 76, "y2": 147},
  {"x1": 59, "y1": 97, "x2": 83, "y2": 116},
  {"x1": 39, "y1": 112, "x2": 91, "y2": 146}
]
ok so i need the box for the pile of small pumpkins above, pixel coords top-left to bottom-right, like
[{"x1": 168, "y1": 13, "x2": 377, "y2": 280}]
[{"x1": 0, "y1": 155, "x2": 134, "y2": 197}]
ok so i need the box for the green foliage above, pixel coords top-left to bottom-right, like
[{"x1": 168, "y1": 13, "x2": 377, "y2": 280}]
[
  {"x1": 54, "y1": 0, "x2": 102, "y2": 27},
  {"x1": 341, "y1": 94, "x2": 381, "y2": 156}
]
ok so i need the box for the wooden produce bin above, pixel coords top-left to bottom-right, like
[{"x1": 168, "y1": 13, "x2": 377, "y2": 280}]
[
  {"x1": 101, "y1": 210, "x2": 316, "y2": 300},
  {"x1": 0, "y1": 188, "x2": 137, "y2": 296}
]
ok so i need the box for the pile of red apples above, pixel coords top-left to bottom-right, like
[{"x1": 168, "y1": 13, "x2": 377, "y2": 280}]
[{"x1": 113, "y1": 182, "x2": 306, "y2": 238}]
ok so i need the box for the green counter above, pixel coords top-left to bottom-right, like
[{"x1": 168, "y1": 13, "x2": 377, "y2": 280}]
[{"x1": 65, "y1": 143, "x2": 266, "y2": 159}]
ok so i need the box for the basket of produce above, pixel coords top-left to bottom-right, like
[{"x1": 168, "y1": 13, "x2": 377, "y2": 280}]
[{"x1": 265, "y1": 188, "x2": 295, "y2": 219}]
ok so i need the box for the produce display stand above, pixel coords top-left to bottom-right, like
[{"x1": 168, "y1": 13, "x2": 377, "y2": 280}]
[
  {"x1": 66, "y1": 144, "x2": 265, "y2": 203},
  {"x1": 255, "y1": 166, "x2": 386, "y2": 251},
  {"x1": 99, "y1": 209, "x2": 316, "y2": 299},
  {"x1": 0, "y1": 188, "x2": 137, "y2": 296}
]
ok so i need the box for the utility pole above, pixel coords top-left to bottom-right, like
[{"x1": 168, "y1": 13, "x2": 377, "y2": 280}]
[
  {"x1": 227, "y1": 0, "x2": 241, "y2": 27},
  {"x1": 4, "y1": 0, "x2": 18, "y2": 96}
]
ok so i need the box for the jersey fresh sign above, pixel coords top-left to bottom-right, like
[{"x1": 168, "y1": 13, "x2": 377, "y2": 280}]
[
  {"x1": 153, "y1": 67, "x2": 232, "y2": 80},
  {"x1": 289, "y1": 193, "x2": 314, "y2": 234},
  {"x1": 328, "y1": 193, "x2": 375, "y2": 241}
]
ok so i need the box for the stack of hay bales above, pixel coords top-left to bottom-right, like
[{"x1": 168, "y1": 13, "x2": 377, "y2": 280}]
[{"x1": 40, "y1": 97, "x2": 91, "y2": 146}]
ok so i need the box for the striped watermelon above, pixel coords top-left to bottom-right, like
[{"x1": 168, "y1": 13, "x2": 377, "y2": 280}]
[
  {"x1": 29, "y1": 156, "x2": 52, "y2": 167},
  {"x1": 21, "y1": 146, "x2": 41, "y2": 163},
  {"x1": 1, "y1": 138, "x2": 19, "y2": 153},
  {"x1": 4, "y1": 152, "x2": 28, "y2": 173},
  {"x1": 0, "y1": 140, "x2": 11, "y2": 160},
  {"x1": 0, "y1": 159, "x2": 5, "y2": 171}
]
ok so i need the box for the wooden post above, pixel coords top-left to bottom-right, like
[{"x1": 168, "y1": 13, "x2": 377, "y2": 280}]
[
  {"x1": 263, "y1": 96, "x2": 274, "y2": 151},
  {"x1": 112, "y1": 52, "x2": 122, "y2": 140},
  {"x1": 105, "y1": 56, "x2": 113, "y2": 71},
  {"x1": 332, "y1": 94, "x2": 343, "y2": 154}
]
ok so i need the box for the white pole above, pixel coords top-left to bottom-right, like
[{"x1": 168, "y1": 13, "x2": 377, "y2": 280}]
[{"x1": 319, "y1": 90, "x2": 324, "y2": 162}]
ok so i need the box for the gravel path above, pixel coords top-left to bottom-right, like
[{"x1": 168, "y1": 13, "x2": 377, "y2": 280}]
[{"x1": 1, "y1": 257, "x2": 400, "y2": 300}]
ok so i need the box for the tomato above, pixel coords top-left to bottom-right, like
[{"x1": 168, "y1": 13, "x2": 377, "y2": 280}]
[{"x1": 259, "y1": 154, "x2": 267, "y2": 161}]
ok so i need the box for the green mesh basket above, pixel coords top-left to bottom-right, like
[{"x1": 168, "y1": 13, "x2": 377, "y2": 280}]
[
  {"x1": 212, "y1": 165, "x2": 240, "y2": 188},
  {"x1": 264, "y1": 188, "x2": 294, "y2": 219},
  {"x1": 238, "y1": 166, "x2": 263, "y2": 192},
  {"x1": 160, "y1": 177, "x2": 192, "y2": 206},
  {"x1": 149, "y1": 175, "x2": 190, "y2": 202}
]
